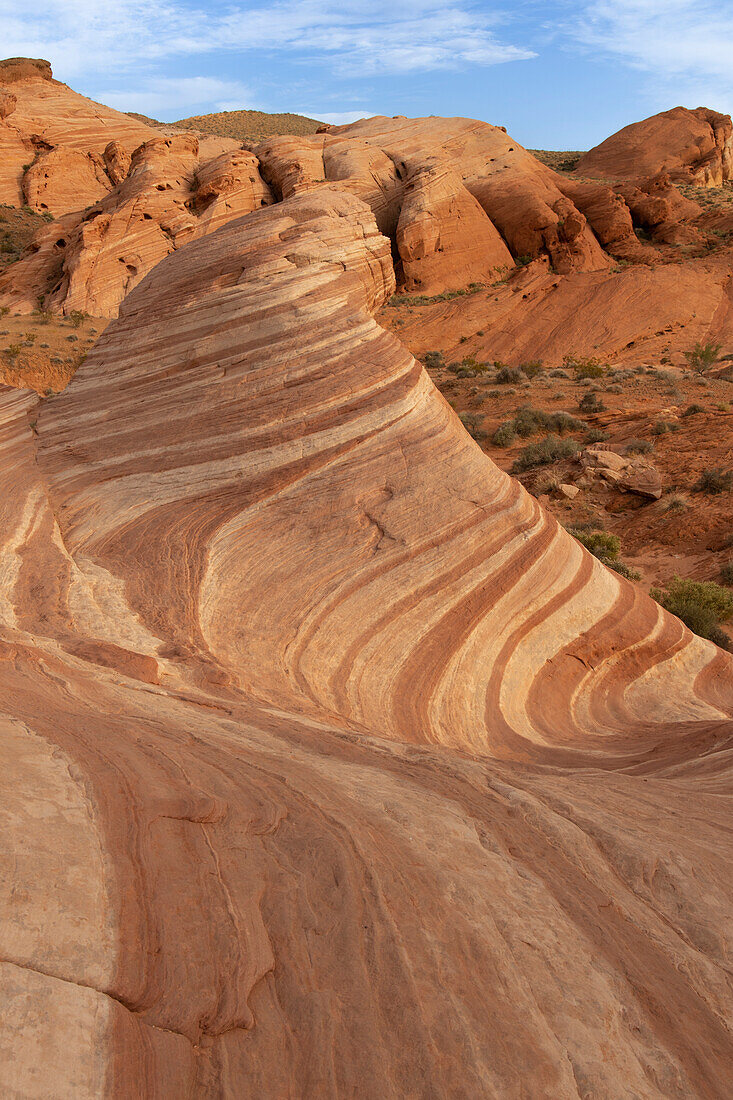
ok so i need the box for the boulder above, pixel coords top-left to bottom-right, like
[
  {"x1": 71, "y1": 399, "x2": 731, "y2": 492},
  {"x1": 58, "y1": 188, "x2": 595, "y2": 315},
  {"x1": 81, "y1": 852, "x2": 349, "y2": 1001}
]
[{"x1": 620, "y1": 462, "x2": 664, "y2": 500}]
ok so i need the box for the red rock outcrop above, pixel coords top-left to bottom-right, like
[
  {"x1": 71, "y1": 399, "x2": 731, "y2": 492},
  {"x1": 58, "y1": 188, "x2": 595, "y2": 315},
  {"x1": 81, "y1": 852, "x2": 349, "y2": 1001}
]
[
  {"x1": 257, "y1": 116, "x2": 611, "y2": 275},
  {"x1": 557, "y1": 177, "x2": 655, "y2": 261},
  {"x1": 0, "y1": 134, "x2": 274, "y2": 316},
  {"x1": 396, "y1": 159, "x2": 513, "y2": 292},
  {"x1": 2, "y1": 188, "x2": 732, "y2": 1096},
  {"x1": 617, "y1": 172, "x2": 703, "y2": 245},
  {"x1": 0, "y1": 58, "x2": 156, "y2": 210},
  {"x1": 576, "y1": 106, "x2": 733, "y2": 187}
]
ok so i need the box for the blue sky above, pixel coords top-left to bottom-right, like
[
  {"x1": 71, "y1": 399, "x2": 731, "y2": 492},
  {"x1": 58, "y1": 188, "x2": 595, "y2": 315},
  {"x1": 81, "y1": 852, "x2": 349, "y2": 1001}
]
[{"x1": 3, "y1": 1, "x2": 733, "y2": 148}]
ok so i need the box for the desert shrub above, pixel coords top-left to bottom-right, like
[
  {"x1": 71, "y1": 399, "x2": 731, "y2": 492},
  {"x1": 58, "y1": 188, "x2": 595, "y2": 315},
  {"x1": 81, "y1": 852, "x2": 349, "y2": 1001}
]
[
  {"x1": 386, "y1": 283, "x2": 485, "y2": 308},
  {"x1": 694, "y1": 468, "x2": 733, "y2": 494},
  {"x1": 548, "y1": 411, "x2": 585, "y2": 433},
  {"x1": 499, "y1": 406, "x2": 585, "y2": 442},
  {"x1": 5, "y1": 343, "x2": 21, "y2": 358},
  {"x1": 67, "y1": 309, "x2": 86, "y2": 328},
  {"x1": 459, "y1": 412, "x2": 485, "y2": 440},
  {"x1": 585, "y1": 428, "x2": 609, "y2": 444},
  {"x1": 462, "y1": 356, "x2": 491, "y2": 374},
  {"x1": 492, "y1": 422, "x2": 516, "y2": 447},
  {"x1": 564, "y1": 355, "x2": 606, "y2": 379},
  {"x1": 511, "y1": 407, "x2": 543, "y2": 437},
  {"x1": 605, "y1": 384, "x2": 622, "y2": 394},
  {"x1": 681, "y1": 403, "x2": 705, "y2": 417},
  {"x1": 495, "y1": 364, "x2": 524, "y2": 384},
  {"x1": 625, "y1": 438, "x2": 654, "y2": 454},
  {"x1": 511, "y1": 434, "x2": 579, "y2": 472},
  {"x1": 569, "y1": 527, "x2": 640, "y2": 580},
  {"x1": 519, "y1": 359, "x2": 544, "y2": 379},
  {"x1": 549, "y1": 368, "x2": 569, "y2": 379},
  {"x1": 578, "y1": 391, "x2": 606, "y2": 413},
  {"x1": 683, "y1": 341, "x2": 722, "y2": 374},
  {"x1": 652, "y1": 419, "x2": 679, "y2": 435},
  {"x1": 515, "y1": 254, "x2": 532, "y2": 267},
  {"x1": 422, "y1": 350, "x2": 444, "y2": 369},
  {"x1": 665, "y1": 495, "x2": 687, "y2": 514},
  {"x1": 720, "y1": 561, "x2": 733, "y2": 585},
  {"x1": 650, "y1": 576, "x2": 733, "y2": 647}
]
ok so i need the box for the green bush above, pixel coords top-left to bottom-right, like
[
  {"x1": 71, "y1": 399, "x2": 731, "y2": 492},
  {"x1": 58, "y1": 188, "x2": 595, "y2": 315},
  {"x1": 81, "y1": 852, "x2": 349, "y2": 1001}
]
[
  {"x1": 681, "y1": 403, "x2": 705, "y2": 417},
  {"x1": 585, "y1": 428, "x2": 609, "y2": 444},
  {"x1": 694, "y1": 468, "x2": 733, "y2": 494},
  {"x1": 569, "y1": 527, "x2": 640, "y2": 580},
  {"x1": 459, "y1": 412, "x2": 485, "y2": 441},
  {"x1": 578, "y1": 391, "x2": 606, "y2": 413},
  {"x1": 683, "y1": 341, "x2": 722, "y2": 374},
  {"x1": 564, "y1": 355, "x2": 606, "y2": 379},
  {"x1": 519, "y1": 359, "x2": 544, "y2": 379},
  {"x1": 495, "y1": 364, "x2": 524, "y2": 384},
  {"x1": 625, "y1": 438, "x2": 654, "y2": 454},
  {"x1": 512, "y1": 434, "x2": 579, "y2": 472},
  {"x1": 496, "y1": 406, "x2": 585, "y2": 443},
  {"x1": 492, "y1": 422, "x2": 516, "y2": 447},
  {"x1": 650, "y1": 576, "x2": 733, "y2": 648},
  {"x1": 67, "y1": 309, "x2": 86, "y2": 329},
  {"x1": 422, "y1": 350, "x2": 444, "y2": 369}
]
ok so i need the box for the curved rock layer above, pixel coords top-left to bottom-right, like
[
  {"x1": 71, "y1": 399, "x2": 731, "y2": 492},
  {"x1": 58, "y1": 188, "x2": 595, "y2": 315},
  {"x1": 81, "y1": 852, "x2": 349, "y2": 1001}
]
[
  {"x1": 576, "y1": 106, "x2": 733, "y2": 187},
  {"x1": 1, "y1": 189, "x2": 732, "y2": 1098}
]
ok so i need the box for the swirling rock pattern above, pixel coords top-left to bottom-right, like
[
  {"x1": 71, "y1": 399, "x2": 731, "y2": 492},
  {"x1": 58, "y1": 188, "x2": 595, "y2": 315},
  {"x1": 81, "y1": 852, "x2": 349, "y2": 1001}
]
[{"x1": 1, "y1": 187, "x2": 732, "y2": 1097}]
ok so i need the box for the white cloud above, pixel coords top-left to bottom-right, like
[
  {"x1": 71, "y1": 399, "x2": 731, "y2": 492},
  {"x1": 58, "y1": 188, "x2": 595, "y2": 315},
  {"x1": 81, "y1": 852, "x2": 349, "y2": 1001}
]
[
  {"x1": 567, "y1": 1, "x2": 733, "y2": 113},
  {"x1": 0, "y1": 0, "x2": 535, "y2": 85}
]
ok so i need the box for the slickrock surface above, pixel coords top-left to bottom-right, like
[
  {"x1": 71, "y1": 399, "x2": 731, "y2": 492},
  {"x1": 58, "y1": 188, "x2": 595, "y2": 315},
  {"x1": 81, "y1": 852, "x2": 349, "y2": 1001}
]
[
  {"x1": 0, "y1": 59, "x2": 156, "y2": 209},
  {"x1": 576, "y1": 107, "x2": 733, "y2": 188},
  {"x1": 2, "y1": 188, "x2": 732, "y2": 1097}
]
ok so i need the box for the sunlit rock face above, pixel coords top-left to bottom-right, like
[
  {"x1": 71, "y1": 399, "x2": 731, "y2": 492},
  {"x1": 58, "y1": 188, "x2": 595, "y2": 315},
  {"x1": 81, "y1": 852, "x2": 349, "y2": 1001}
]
[
  {"x1": 1, "y1": 186, "x2": 732, "y2": 1098},
  {"x1": 576, "y1": 106, "x2": 733, "y2": 188}
]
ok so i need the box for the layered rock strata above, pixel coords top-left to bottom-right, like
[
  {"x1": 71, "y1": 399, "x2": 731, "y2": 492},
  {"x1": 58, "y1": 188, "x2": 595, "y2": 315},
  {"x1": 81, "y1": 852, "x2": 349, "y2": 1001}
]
[{"x1": 1, "y1": 189, "x2": 732, "y2": 1097}]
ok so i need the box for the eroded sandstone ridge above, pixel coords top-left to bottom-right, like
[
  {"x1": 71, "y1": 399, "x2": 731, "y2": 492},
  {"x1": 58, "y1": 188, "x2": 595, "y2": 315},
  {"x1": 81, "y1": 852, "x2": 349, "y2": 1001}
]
[
  {"x1": 577, "y1": 106, "x2": 733, "y2": 188},
  {"x1": 1, "y1": 185, "x2": 732, "y2": 1097}
]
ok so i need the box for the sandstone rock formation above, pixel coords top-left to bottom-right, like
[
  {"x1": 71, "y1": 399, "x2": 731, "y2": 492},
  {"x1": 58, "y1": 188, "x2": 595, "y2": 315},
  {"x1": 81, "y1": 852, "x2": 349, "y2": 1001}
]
[
  {"x1": 2, "y1": 65, "x2": 726, "y2": 335},
  {"x1": 257, "y1": 116, "x2": 611, "y2": 276},
  {"x1": 396, "y1": 159, "x2": 513, "y2": 292},
  {"x1": 0, "y1": 132, "x2": 274, "y2": 316},
  {"x1": 576, "y1": 106, "x2": 733, "y2": 187},
  {"x1": 2, "y1": 187, "x2": 732, "y2": 1097},
  {"x1": 0, "y1": 58, "x2": 156, "y2": 209}
]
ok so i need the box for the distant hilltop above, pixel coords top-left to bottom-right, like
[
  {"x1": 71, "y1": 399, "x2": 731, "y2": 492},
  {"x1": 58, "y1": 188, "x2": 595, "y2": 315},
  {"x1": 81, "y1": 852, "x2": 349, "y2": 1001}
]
[{"x1": 128, "y1": 107, "x2": 325, "y2": 144}]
